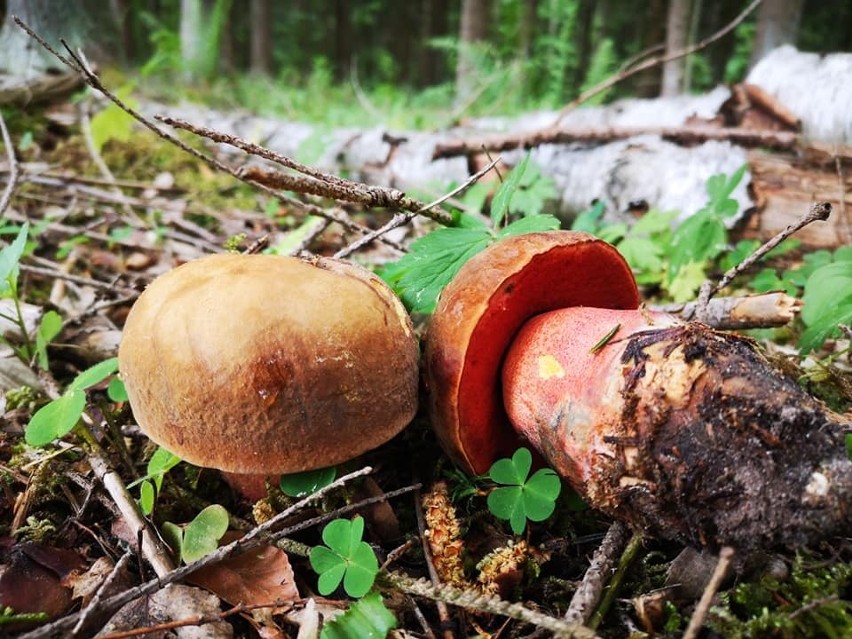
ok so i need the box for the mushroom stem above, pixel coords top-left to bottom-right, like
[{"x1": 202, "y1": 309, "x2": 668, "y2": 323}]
[{"x1": 502, "y1": 306, "x2": 852, "y2": 550}]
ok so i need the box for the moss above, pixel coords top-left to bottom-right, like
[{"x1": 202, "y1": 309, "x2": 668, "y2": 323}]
[{"x1": 708, "y1": 553, "x2": 852, "y2": 639}]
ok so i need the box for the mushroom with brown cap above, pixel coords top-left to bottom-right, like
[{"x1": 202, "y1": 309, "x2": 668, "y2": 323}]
[
  {"x1": 425, "y1": 230, "x2": 851, "y2": 551},
  {"x1": 118, "y1": 253, "x2": 419, "y2": 495}
]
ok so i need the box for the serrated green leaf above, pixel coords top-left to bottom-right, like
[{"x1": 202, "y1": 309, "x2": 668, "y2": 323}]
[
  {"x1": 68, "y1": 358, "x2": 120, "y2": 392},
  {"x1": 799, "y1": 261, "x2": 852, "y2": 353},
  {"x1": 380, "y1": 227, "x2": 492, "y2": 314},
  {"x1": 0, "y1": 223, "x2": 28, "y2": 287},
  {"x1": 491, "y1": 154, "x2": 531, "y2": 228},
  {"x1": 668, "y1": 215, "x2": 725, "y2": 282},
  {"x1": 321, "y1": 592, "x2": 397, "y2": 639},
  {"x1": 498, "y1": 214, "x2": 560, "y2": 238},
  {"x1": 668, "y1": 261, "x2": 707, "y2": 303},
  {"x1": 571, "y1": 201, "x2": 605, "y2": 233},
  {"x1": 25, "y1": 390, "x2": 87, "y2": 447},
  {"x1": 279, "y1": 466, "x2": 336, "y2": 497},
  {"x1": 750, "y1": 268, "x2": 786, "y2": 294},
  {"x1": 181, "y1": 504, "x2": 229, "y2": 563}
]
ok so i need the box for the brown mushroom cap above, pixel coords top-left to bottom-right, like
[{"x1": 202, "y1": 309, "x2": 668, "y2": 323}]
[
  {"x1": 118, "y1": 253, "x2": 418, "y2": 474},
  {"x1": 424, "y1": 231, "x2": 640, "y2": 475}
]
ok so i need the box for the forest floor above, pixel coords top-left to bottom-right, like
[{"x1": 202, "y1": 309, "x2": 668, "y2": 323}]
[{"x1": 1, "y1": 71, "x2": 851, "y2": 639}]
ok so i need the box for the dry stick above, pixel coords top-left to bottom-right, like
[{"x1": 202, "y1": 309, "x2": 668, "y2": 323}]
[
  {"x1": 13, "y1": 19, "x2": 399, "y2": 255},
  {"x1": 0, "y1": 108, "x2": 21, "y2": 217},
  {"x1": 385, "y1": 573, "x2": 600, "y2": 639},
  {"x1": 19, "y1": 264, "x2": 138, "y2": 296},
  {"x1": 157, "y1": 115, "x2": 453, "y2": 227},
  {"x1": 682, "y1": 546, "x2": 735, "y2": 639},
  {"x1": 414, "y1": 489, "x2": 456, "y2": 639},
  {"x1": 333, "y1": 156, "x2": 502, "y2": 259},
  {"x1": 564, "y1": 521, "x2": 629, "y2": 625},
  {"x1": 694, "y1": 201, "x2": 832, "y2": 321},
  {"x1": 556, "y1": 0, "x2": 762, "y2": 122},
  {"x1": 70, "y1": 550, "x2": 134, "y2": 637},
  {"x1": 660, "y1": 291, "x2": 802, "y2": 330},
  {"x1": 17, "y1": 466, "x2": 374, "y2": 639}
]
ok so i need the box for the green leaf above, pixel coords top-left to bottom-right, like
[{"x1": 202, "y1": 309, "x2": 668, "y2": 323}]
[
  {"x1": 89, "y1": 85, "x2": 138, "y2": 153},
  {"x1": 799, "y1": 261, "x2": 852, "y2": 354},
  {"x1": 35, "y1": 310, "x2": 62, "y2": 370},
  {"x1": 486, "y1": 448, "x2": 561, "y2": 535},
  {"x1": 310, "y1": 516, "x2": 379, "y2": 598},
  {"x1": 490, "y1": 153, "x2": 531, "y2": 228},
  {"x1": 379, "y1": 227, "x2": 492, "y2": 314},
  {"x1": 139, "y1": 480, "x2": 155, "y2": 515},
  {"x1": 25, "y1": 390, "x2": 86, "y2": 447},
  {"x1": 668, "y1": 215, "x2": 726, "y2": 282},
  {"x1": 570, "y1": 201, "x2": 605, "y2": 233},
  {"x1": 668, "y1": 261, "x2": 707, "y2": 303},
  {"x1": 162, "y1": 521, "x2": 183, "y2": 557},
  {"x1": 498, "y1": 214, "x2": 560, "y2": 238},
  {"x1": 279, "y1": 466, "x2": 336, "y2": 497},
  {"x1": 0, "y1": 223, "x2": 28, "y2": 287},
  {"x1": 107, "y1": 377, "x2": 128, "y2": 402},
  {"x1": 181, "y1": 504, "x2": 229, "y2": 563},
  {"x1": 321, "y1": 592, "x2": 397, "y2": 639},
  {"x1": 68, "y1": 358, "x2": 120, "y2": 392}
]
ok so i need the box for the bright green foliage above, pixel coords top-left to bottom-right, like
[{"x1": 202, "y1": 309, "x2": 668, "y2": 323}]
[
  {"x1": 799, "y1": 257, "x2": 852, "y2": 354},
  {"x1": 89, "y1": 85, "x2": 138, "y2": 153},
  {"x1": 486, "y1": 448, "x2": 562, "y2": 535},
  {"x1": 321, "y1": 592, "x2": 397, "y2": 639},
  {"x1": 129, "y1": 447, "x2": 182, "y2": 515},
  {"x1": 708, "y1": 554, "x2": 852, "y2": 639},
  {"x1": 162, "y1": 504, "x2": 229, "y2": 564},
  {"x1": 107, "y1": 377, "x2": 128, "y2": 402},
  {"x1": 667, "y1": 165, "x2": 747, "y2": 298},
  {"x1": 26, "y1": 358, "x2": 120, "y2": 446},
  {"x1": 35, "y1": 311, "x2": 62, "y2": 370},
  {"x1": 0, "y1": 223, "x2": 28, "y2": 295},
  {"x1": 279, "y1": 466, "x2": 337, "y2": 497},
  {"x1": 310, "y1": 516, "x2": 379, "y2": 598},
  {"x1": 380, "y1": 157, "x2": 559, "y2": 314}
]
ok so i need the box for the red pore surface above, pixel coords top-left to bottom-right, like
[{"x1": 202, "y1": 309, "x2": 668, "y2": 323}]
[{"x1": 424, "y1": 231, "x2": 640, "y2": 474}]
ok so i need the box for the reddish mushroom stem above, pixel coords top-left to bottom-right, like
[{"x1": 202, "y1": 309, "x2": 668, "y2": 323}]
[{"x1": 501, "y1": 306, "x2": 851, "y2": 550}]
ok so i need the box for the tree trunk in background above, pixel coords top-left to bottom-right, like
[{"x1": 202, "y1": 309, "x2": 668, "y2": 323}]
[
  {"x1": 419, "y1": 0, "x2": 450, "y2": 86},
  {"x1": 571, "y1": 0, "x2": 595, "y2": 91},
  {"x1": 333, "y1": 0, "x2": 352, "y2": 82},
  {"x1": 749, "y1": 0, "x2": 803, "y2": 70},
  {"x1": 634, "y1": 0, "x2": 666, "y2": 96},
  {"x1": 180, "y1": 0, "x2": 202, "y2": 81},
  {"x1": 518, "y1": 0, "x2": 538, "y2": 59},
  {"x1": 219, "y1": 0, "x2": 237, "y2": 73},
  {"x1": 110, "y1": 0, "x2": 134, "y2": 63},
  {"x1": 661, "y1": 0, "x2": 690, "y2": 96},
  {"x1": 250, "y1": 0, "x2": 272, "y2": 75},
  {"x1": 683, "y1": 0, "x2": 703, "y2": 91},
  {"x1": 0, "y1": 0, "x2": 87, "y2": 77},
  {"x1": 455, "y1": 0, "x2": 489, "y2": 105}
]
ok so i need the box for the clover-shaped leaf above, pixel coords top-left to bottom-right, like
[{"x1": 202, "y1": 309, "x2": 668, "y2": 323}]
[
  {"x1": 279, "y1": 466, "x2": 336, "y2": 497},
  {"x1": 487, "y1": 448, "x2": 562, "y2": 535},
  {"x1": 163, "y1": 504, "x2": 229, "y2": 564},
  {"x1": 310, "y1": 516, "x2": 378, "y2": 598}
]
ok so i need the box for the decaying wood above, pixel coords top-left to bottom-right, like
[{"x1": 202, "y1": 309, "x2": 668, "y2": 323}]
[
  {"x1": 742, "y1": 83, "x2": 801, "y2": 130},
  {"x1": 432, "y1": 124, "x2": 798, "y2": 160}
]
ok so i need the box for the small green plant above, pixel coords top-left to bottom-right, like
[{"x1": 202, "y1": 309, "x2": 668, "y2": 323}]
[
  {"x1": 0, "y1": 606, "x2": 49, "y2": 627},
  {"x1": 320, "y1": 591, "x2": 397, "y2": 639},
  {"x1": 310, "y1": 516, "x2": 379, "y2": 598},
  {"x1": 798, "y1": 248, "x2": 852, "y2": 354},
  {"x1": 381, "y1": 154, "x2": 560, "y2": 314},
  {"x1": 162, "y1": 504, "x2": 229, "y2": 564},
  {"x1": 486, "y1": 447, "x2": 562, "y2": 535},
  {"x1": 279, "y1": 466, "x2": 337, "y2": 498},
  {"x1": 127, "y1": 447, "x2": 182, "y2": 515},
  {"x1": 25, "y1": 358, "x2": 125, "y2": 447}
]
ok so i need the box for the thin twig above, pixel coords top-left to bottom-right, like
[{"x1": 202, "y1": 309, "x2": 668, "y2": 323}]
[
  {"x1": 682, "y1": 546, "x2": 735, "y2": 639},
  {"x1": 556, "y1": 0, "x2": 762, "y2": 121},
  {"x1": 588, "y1": 531, "x2": 643, "y2": 630},
  {"x1": 158, "y1": 114, "x2": 453, "y2": 227},
  {"x1": 0, "y1": 108, "x2": 21, "y2": 217},
  {"x1": 70, "y1": 550, "x2": 133, "y2": 636},
  {"x1": 333, "y1": 156, "x2": 501, "y2": 259},
  {"x1": 19, "y1": 264, "x2": 138, "y2": 296},
  {"x1": 564, "y1": 521, "x2": 629, "y2": 625},
  {"x1": 694, "y1": 201, "x2": 831, "y2": 320},
  {"x1": 17, "y1": 466, "x2": 374, "y2": 639}
]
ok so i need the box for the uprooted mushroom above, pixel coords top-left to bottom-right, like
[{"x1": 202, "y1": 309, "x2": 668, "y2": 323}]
[
  {"x1": 424, "y1": 231, "x2": 851, "y2": 551},
  {"x1": 118, "y1": 253, "x2": 419, "y2": 499}
]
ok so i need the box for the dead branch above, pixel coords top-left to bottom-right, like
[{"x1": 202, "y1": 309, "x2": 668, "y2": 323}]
[
  {"x1": 564, "y1": 522, "x2": 629, "y2": 625},
  {"x1": 694, "y1": 202, "x2": 831, "y2": 320},
  {"x1": 659, "y1": 292, "x2": 802, "y2": 330},
  {"x1": 742, "y1": 83, "x2": 801, "y2": 129},
  {"x1": 157, "y1": 114, "x2": 453, "y2": 227},
  {"x1": 432, "y1": 124, "x2": 798, "y2": 160},
  {"x1": 0, "y1": 108, "x2": 21, "y2": 217},
  {"x1": 682, "y1": 547, "x2": 735, "y2": 639}
]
